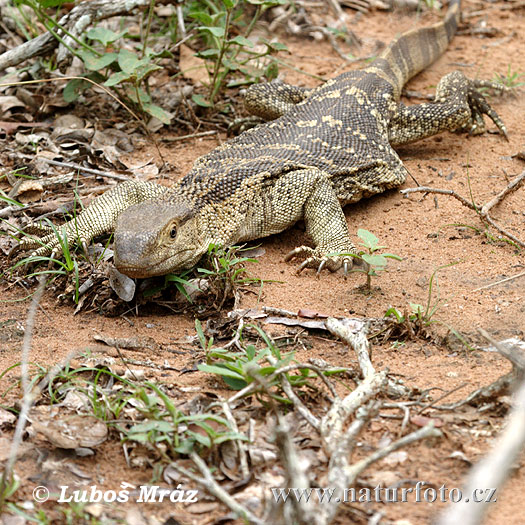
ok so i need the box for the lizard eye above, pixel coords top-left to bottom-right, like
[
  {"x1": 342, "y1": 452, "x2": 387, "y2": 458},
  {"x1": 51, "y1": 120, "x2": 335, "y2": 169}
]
[{"x1": 170, "y1": 226, "x2": 177, "y2": 239}]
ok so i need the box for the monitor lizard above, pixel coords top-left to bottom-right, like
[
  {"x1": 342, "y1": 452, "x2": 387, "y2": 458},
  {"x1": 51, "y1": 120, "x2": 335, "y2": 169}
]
[{"x1": 18, "y1": 0, "x2": 508, "y2": 278}]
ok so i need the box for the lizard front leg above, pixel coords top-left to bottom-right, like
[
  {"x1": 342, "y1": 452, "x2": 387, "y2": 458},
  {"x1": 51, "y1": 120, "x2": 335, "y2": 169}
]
[
  {"x1": 16, "y1": 180, "x2": 169, "y2": 258},
  {"x1": 388, "y1": 71, "x2": 508, "y2": 146},
  {"x1": 268, "y1": 169, "x2": 357, "y2": 274}
]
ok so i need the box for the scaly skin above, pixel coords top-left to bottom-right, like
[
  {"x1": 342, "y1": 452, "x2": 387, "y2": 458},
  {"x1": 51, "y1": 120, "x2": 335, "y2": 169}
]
[{"x1": 18, "y1": 0, "x2": 508, "y2": 278}]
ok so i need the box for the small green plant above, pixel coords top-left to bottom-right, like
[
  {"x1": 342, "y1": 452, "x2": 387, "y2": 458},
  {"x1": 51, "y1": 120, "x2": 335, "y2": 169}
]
[
  {"x1": 188, "y1": 0, "x2": 288, "y2": 106},
  {"x1": 5, "y1": 217, "x2": 82, "y2": 302},
  {"x1": 493, "y1": 64, "x2": 525, "y2": 89},
  {"x1": 121, "y1": 381, "x2": 246, "y2": 455},
  {"x1": 66, "y1": 28, "x2": 173, "y2": 124},
  {"x1": 351, "y1": 229, "x2": 402, "y2": 292},
  {"x1": 384, "y1": 261, "x2": 472, "y2": 349},
  {"x1": 144, "y1": 243, "x2": 262, "y2": 310},
  {"x1": 196, "y1": 320, "x2": 313, "y2": 396}
]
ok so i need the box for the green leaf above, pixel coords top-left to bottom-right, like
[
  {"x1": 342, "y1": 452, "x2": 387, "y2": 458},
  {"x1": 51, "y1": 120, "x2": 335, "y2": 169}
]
[
  {"x1": 410, "y1": 303, "x2": 424, "y2": 315},
  {"x1": 189, "y1": 11, "x2": 214, "y2": 25},
  {"x1": 222, "y1": 0, "x2": 237, "y2": 7},
  {"x1": 86, "y1": 27, "x2": 127, "y2": 46},
  {"x1": 384, "y1": 306, "x2": 405, "y2": 322},
  {"x1": 229, "y1": 35, "x2": 255, "y2": 48},
  {"x1": 222, "y1": 376, "x2": 248, "y2": 390},
  {"x1": 361, "y1": 254, "x2": 386, "y2": 267},
  {"x1": 129, "y1": 420, "x2": 174, "y2": 433},
  {"x1": 247, "y1": 0, "x2": 287, "y2": 5},
  {"x1": 265, "y1": 61, "x2": 279, "y2": 81},
  {"x1": 200, "y1": 26, "x2": 226, "y2": 38},
  {"x1": 196, "y1": 48, "x2": 220, "y2": 58},
  {"x1": 357, "y1": 228, "x2": 379, "y2": 249},
  {"x1": 192, "y1": 93, "x2": 213, "y2": 107},
  {"x1": 37, "y1": 0, "x2": 70, "y2": 8},
  {"x1": 104, "y1": 71, "x2": 131, "y2": 87},
  {"x1": 135, "y1": 63, "x2": 162, "y2": 82},
  {"x1": 197, "y1": 364, "x2": 244, "y2": 380},
  {"x1": 77, "y1": 49, "x2": 117, "y2": 71},
  {"x1": 118, "y1": 49, "x2": 140, "y2": 74},
  {"x1": 63, "y1": 78, "x2": 90, "y2": 102},
  {"x1": 383, "y1": 253, "x2": 403, "y2": 261},
  {"x1": 261, "y1": 39, "x2": 288, "y2": 52},
  {"x1": 143, "y1": 103, "x2": 172, "y2": 125}
]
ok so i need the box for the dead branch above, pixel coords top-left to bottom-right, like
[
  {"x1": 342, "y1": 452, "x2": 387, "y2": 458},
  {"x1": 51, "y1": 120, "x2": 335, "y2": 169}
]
[
  {"x1": 0, "y1": 0, "x2": 153, "y2": 72},
  {"x1": 434, "y1": 335, "x2": 525, "y2": 410},
  {"x1": 473, "y1": 270, "x2": 525, "y2": 292},
  {"x1": 172, "y1": 451, "x2": 265, "y2": 525},
  {"x1": 477, "y1": 329, "x2": 525, "y2": 372},
  {"x1": 437, "y1": 379, "x2": 525, "y2": 525},
  {"x1": 325, "y1": 317, "x2": 410, "y2": 397},
  {"x1": 400, "y1": 170, "x2": 525, "y2": 249}
]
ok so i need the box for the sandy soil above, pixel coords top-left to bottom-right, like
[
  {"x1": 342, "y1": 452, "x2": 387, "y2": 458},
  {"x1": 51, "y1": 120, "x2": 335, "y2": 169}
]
[{"x1": 0, "y1": 1, "x2": 524, "y2": 524}]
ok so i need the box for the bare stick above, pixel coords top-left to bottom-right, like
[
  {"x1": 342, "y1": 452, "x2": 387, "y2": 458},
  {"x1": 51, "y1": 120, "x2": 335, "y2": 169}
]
[
  {"x1": 437, "y1": 379, "x2": 525, "y2": 525},
  {"x1": 326, "y1": 317, "x2": 409, "y2": 397},
  {"x1": 221, "y1": 401, "x2": 250, "y2": 480},
  {"x1": 0, "y1": 277, "x2": 81, "y2": 509},
  {"x1": 400, "y1": 186, "x2": 477, "y2": 210},
  {"x1": 161, "y1": 130, "x2": 218, "y2": 142},
  {"x1": 273, "y1": 411, "x2": 321, "y2": 525},
  {"x1": 401, "y1": 177, "x2": 525, "y2": 248},
  {"x1": 325, "y1": 317, "x2": 375, "y2": 378},
  {"x1": 477, "y1": 329, "x2": 525, "y2": 371},
  {"x1": 35, "y1": 157, "x2": 130, "y2": 182},
  {"x1": 279, "y1": 372, "x2": 321, "y2": 431},
  {"x1": 344, "y1": 423, "x2": 442, "y2": 482},
  {"x1": 172, "y1": 452, "x2": 264, "y2": 525},
  {"x1": 473, "y1": 270, "x2": 525, "y2": 292},
  {"x1": 481, "y1": 169, "x2": 525, "y2": 215},
  {"x1": 321, "y1": 370, "x2": 387, "y2": 455}
]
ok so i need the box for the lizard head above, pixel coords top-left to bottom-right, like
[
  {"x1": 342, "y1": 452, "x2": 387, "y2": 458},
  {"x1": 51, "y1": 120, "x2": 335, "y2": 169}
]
[{"x1": 113, "y1": 201, "x2": 205, "y2": 278}]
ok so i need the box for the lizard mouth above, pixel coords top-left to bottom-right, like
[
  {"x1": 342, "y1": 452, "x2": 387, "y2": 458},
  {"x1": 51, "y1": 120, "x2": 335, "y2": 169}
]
[{"x1": 114, "y1": 247, "x2": 197, "y2": 279}]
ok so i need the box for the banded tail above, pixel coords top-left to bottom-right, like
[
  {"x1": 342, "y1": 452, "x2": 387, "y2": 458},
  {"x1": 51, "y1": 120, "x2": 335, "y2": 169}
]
[{"x1": 366, "y1": 0, "x2": 461, "y2": 99}]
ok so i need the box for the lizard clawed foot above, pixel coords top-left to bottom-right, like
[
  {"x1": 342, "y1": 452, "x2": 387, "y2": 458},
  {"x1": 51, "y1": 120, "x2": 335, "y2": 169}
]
[
  {"x1": 464, "y1": 80, "x2": 508, "y2": 139},
  {"x1": 284, "y1": 245, "x2": 355, "y2": 276}
]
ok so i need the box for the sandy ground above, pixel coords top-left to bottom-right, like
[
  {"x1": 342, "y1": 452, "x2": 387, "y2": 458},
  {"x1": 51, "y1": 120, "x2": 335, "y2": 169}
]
[{"x1": 0, "y1": 1, "x2": 524, "y2": 523}]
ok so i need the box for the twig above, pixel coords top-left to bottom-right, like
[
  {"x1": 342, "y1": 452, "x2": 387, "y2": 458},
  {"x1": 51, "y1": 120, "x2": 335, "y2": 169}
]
[
  {"x1": 400, "y1": 186, "x2": 476, "y2": 210},
  {"x1": 35, "y1": 157, "x2": 131, "y2": 181},
  {"x1": 477, "y1": 329, "x2": 525, "y2": 371},
  {"x1": 0, "y1": 276, "x2": 77, "y2": 509},
  {"x1": 279, "y1": 371, "x2": 321, "y2": 431},
  {"x1": 0, "y1": 275, "x2": 45, "y2": 481},
  {"x1": 161, "y1": 130, "x2": 218, "y2": 142},
  {"x1": 221, "y1": 401, "x2": 250, "y2": 480},
  {"x1": 321, "y1": 370, "x2": 387, "y2": 455},
  {"x1": 325, "y1": 317, "x2": 409, "y2": 397},
  {"x1": 473, "y1": 270, "x2": 525, "y2": 292},
  {"x1": 344, "y1": 423, "x2": 442, "y2": 482},
  {"x1": 437, "y1": 379, "x2": 525, "y2": 525},
  {"x1": 273, "y1": 411, "x2": 321, "y2": 525},
  {"x1": 401, "y1": 170, "x2": 525, "y2": 248},
  {"x1": 172, "y1": 452, "x2": 265, "y2": 525},
  {"x1": 325, "y1": 317, "x2": 375, "y2": 378}
]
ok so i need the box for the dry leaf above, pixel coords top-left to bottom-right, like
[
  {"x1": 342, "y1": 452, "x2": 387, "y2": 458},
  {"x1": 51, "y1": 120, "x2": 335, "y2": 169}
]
[{"x1": 32, "y1": 414, "x2": 108, "y2": 449}]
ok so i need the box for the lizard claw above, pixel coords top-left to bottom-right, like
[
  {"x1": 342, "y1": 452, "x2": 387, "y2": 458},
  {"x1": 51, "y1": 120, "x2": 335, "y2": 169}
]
[
  {"x1": 285, "y1": 245, "x2": 355, "y2": 275},
  {"x1": 466, "y1": 81, "x2": 508, "y2": 140}
]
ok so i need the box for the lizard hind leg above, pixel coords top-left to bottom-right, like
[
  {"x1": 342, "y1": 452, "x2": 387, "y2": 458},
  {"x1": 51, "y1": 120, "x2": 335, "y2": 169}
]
[{"x1": 388, "y1": 71, "x2": 508, "y2": 146}]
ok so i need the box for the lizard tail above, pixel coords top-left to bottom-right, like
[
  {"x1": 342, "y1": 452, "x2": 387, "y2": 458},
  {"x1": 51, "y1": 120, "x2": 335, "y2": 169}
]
[{"x1": 367, "y1": 0, "x2": 461, "y2": 99}]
